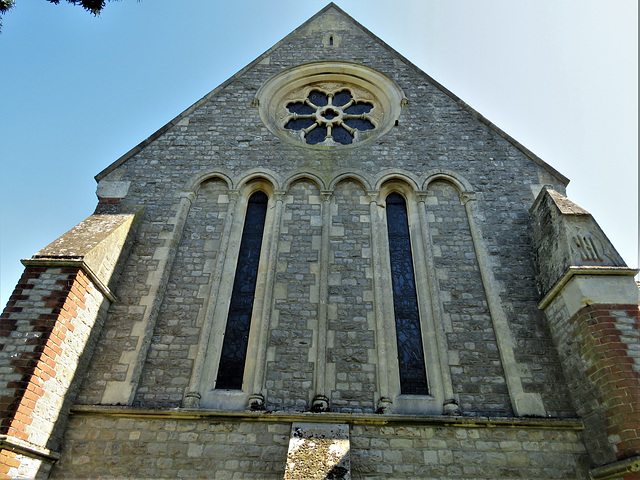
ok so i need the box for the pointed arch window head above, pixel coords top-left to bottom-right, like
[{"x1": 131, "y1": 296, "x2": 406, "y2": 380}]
[
  {"x1": 215, "y1": 191, "x2": 268, "y2": 390},
  {"x1": 386, "y1": 192, "x2": 429, "y2": 395}
]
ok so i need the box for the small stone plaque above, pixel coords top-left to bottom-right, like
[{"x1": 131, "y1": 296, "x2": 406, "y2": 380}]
[{"x1": 284, "y1": 422, "x2": 350, "y2": 480}]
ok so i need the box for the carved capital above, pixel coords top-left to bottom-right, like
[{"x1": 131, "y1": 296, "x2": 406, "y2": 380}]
[
  {"x1": 320, "y1": 190, "x2": 333, "y2": 202},
  {"x1": 459, "y1": 191, "x2": 477, "y2": 205}
]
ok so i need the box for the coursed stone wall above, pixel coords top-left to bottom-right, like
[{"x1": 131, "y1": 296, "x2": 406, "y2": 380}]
[{"x1": 50, "y1": 411, "x2": 589, "y2": 479}]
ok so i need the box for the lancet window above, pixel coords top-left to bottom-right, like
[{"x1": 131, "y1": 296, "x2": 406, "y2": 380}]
[
  {"x1": 385, "y1": 192, "x2": 429, "y2": 395},
  {"x1": 215, "y1": 191, "x2": 268, "y2": 389}
]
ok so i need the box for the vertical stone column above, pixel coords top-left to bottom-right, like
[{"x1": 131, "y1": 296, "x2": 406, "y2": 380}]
[
  {"x1": 312, "y1": 191, "x2": 332, "y2": 412},
  {"x1": 367, "y1": 193, "x2": 393, "y2": 410},
  {"x1": 531, "y1": 186, "x2": 639, "y2": 478},
  {"x1": 0, "y1": 208, "x2": 142, "y2": 479}
]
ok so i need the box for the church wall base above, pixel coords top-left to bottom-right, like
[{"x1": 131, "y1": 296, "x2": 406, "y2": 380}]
[{"x1": 49, "y1": 407, "x2": 590, "y2": 479}]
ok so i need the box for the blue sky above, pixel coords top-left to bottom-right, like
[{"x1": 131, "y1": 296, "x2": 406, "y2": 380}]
[{"x1": 0, "y1": 0, "x2": 637, "y2": 307}]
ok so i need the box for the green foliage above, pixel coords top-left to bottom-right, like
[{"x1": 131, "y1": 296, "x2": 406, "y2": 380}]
[
  {"x1": 0, "y1": 0, "x2": 14, "y2": 31},
  {"x1": 0, "y1": 0, "x2": 120, "y2": 31},
  {"x1": 0, "y1": 0, "x2": 15, "y2": 12},
  {"x1": 46, "y1": 0, "x2": 108, "y2": 16}
]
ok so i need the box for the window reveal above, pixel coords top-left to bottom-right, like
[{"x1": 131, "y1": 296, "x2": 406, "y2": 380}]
[
  {"x1": 386, "y1": 193, "x2": 429, "y2": 395},
  {"x1": 215, "y1": 191, "x2": 268, "y2": 390}
]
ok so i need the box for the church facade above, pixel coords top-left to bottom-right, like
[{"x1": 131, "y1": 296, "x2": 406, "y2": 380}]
[{"x1": 1, "y1": 4, "x2": 638, "y2": 479}]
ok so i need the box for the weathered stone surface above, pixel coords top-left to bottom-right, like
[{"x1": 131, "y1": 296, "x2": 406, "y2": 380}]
[
  {"x1": 284, "y1": 423, "x2": 350, "y2": 480},
  {"x1": 3, "y1": 3, "x2": 634, "y2": 479},
  {"x1": 530, "y1": 186, "x2": 627, "y2": 296}
]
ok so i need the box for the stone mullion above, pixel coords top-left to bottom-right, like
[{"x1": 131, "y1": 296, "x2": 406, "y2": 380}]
[
  {"x1": 183, "y1": 191, "x2": 238, "y2": 407},
  {"x1": 311, "y1": 191, "x2": 332, "y2": 411}
]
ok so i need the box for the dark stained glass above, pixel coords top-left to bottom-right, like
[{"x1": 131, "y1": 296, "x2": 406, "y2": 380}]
[
  {"x1": 344, "y1": 102, "x2": 373, "y2": 115},
  {"x1": 308, "y1": 90, "x2": 329, "y2": 107},
  {"x1": 306, "y1": 126, "x2": 327, "y2": 145},
  {"x1": 284, "y1": 118, "x2": 315, "y2": 131},
  {"x1": 216, "y1": 191, "x2": 268, "y2": 390},
  {"x1": 332, "y1": 126, "x2": 352, "y2": 145},
  {"x1": 344, "y1": 118, "x2": 375, "y2": 131},
  {"x1": 321, "y1": 108, "x2": 339, "y2": 120},
  {"x1": 282, "y1": 88, "x2": 377, "y2": 146},
  {"x1": 333, "y1": 90, "x2": 352, "y2": 107},
  {"x1": 386, "y1": 193, "x2": 429, "y2": 395},
  {"x1": 287, "y1": 101, "x2": 315, "y2": 115}
]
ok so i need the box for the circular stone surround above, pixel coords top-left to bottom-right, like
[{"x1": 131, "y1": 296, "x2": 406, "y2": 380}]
[{"x1": 256, "y1": 62, "x2": 406, "y2": 149}]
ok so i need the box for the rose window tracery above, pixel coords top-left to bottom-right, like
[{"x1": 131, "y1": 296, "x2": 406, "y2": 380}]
[
  {"x1": 282, "y1": 85, "x2": 378, "y2": 146},
  {"x1": 256, "y1": 62, "x2": 405, "y2": 148}
]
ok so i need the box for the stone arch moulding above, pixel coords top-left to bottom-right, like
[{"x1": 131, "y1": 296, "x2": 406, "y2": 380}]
[
  {"x1": 184, "y1": 169, "x2": 234, "y2": 194},
  {"x1": 328, "y1": 172, "x2": 373, "y2": 192},
  {"x1": 422, "y1": 169, "x2": 474, "y2": 194},
  {"x1": 374, "y1": 170, "x2": 420, "y2": 194},
  {"x1": 283, "y1": 171, "x2": 326, "y2": 192},
  {"x1": 256, "y1": 61, "x2": 406, "y2": 149},
  {"x1": 185, "y1": 176, "x2": 281, "y2": 411},
  {"x1": 236, "y1": 169, "x2": 281, "y2": 193}
]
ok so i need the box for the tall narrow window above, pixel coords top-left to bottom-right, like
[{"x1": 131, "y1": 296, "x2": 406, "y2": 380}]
[
  {"x1": 216, "y1": 191, "x2": 268, "y2": 389},
  {"x1": 386, "y1": 193, "x2": 429, "y2": 395}
]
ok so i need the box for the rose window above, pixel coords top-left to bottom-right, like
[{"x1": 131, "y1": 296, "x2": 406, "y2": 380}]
[
  {"x1": 282, "y1": 87, "x2": 377, "y2": 146},
  {"x1": 256, "y1": 62, "x2": 405, "y2": 148}
]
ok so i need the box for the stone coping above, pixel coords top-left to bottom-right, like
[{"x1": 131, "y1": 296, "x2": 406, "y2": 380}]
[
  {"x1": 0, "y1": 435, "x2": 60, "y2": 463},
  {"x1": 538, "y1": 266, "x2": 639, "y2": 310},
  {"x1": 71, "y1": 405, "x2": 583, "y2": 430},
  {"x1": 589, "y1": 456, "x2": 640, "y2": 480},
  {"x1": 21, "y1": 258, "x2": 116, "y2": 302}
]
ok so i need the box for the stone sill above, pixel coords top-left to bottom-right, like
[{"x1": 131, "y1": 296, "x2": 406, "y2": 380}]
[{"x1": 71, "y1": 405, "x2": 583, "y2": 430}]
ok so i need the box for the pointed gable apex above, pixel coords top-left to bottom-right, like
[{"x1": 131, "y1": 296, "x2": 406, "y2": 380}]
[{"x1": 95, "y1": 3, "x2": 568, "y2": 186}]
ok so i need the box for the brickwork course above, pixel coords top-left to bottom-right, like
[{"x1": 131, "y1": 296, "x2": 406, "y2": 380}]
[{"x1": 1, "y1": 3, "x2": 638, "y2": 479}]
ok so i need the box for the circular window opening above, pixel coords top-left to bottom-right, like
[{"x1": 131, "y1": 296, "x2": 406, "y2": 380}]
[{"x1": 256, "y1": 62, "x2": 406, "y2": 149}]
